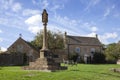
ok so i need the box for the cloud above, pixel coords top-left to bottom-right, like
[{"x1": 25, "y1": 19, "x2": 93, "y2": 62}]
[
  {"x1": 91, "y1": 26, "x2": 98, "y2": 32},
  {"x1": 0, "y1": 0, "x2": 13, "y2": 10},
  {"x1": 0, "y1": 38, "x2": 3, "y2": 42},
  {"x1": 99, "y1": 32, "x2": 118, "y2": 44},
  {"x1": 25, "y1": 14, "x2": 41, "y2": 25},
  {"x1": 28, "y1": 26, "x2": 40, "y2": 34},
  {"x1": 52, "y1": 15, "x2": 82, "y2": 35},
  {"x1": 32, "y1": 0, "x2": 49, "y2": 9},
  {"x1": 25, "y1": 14, "x2": 42, "y2": 34},
  {"x1": 22, "y1": 9, "x2": 40, "y2": 16},
  {"x1": 0, "y1": 0, "x2": 22, "y2": 12},
  {"x1": 0, "y1": 47, "x2": 7, "y2": 52},
  {"x1": 12, "y1": 2, "x2": 22, "y2": 12},
  {"x1": 86, "y1": 32, "x2": 96, "y2": 37},
  {"x1": 50, "y1": 4, "x2": 64, "y2": 12},
  {"x1": 42, "y1": 0, "x2": 49, "y2": 9},
  {"x1": 0, "y1": 29, "x2": 2, "y2": 33},
  {"x1": 80, "y1": 22, "x2": 98, "y2": 32},
  {"x1": 86, "y1": 32, "x2": 118, "y2": 44},
  {"x1": 104, "y1": 8, "x2": 110, "y2": 17},
  {"x1": 103, "y1": 5, "x2": 115, "y2": 18},
  {"x1": 32, "y1": 0, "x2": 65, "y2": 13},
  {"x1": 84, "y1": 0, "x2": 100, "y2": 11}
]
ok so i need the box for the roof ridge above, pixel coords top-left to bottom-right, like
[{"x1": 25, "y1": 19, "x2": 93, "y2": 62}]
[{"x1": 67, "y1": 35, "x2": 96, "y2": 38}]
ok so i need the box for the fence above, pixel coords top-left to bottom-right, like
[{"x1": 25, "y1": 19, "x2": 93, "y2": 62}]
[{"x1": 0, "y1": 53, "x2": 24, "y2": 66}]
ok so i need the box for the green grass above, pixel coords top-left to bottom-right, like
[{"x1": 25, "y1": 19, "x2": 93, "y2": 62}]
[{"x1": 0, "y1": 64, "x2": 120, "y2": 80}]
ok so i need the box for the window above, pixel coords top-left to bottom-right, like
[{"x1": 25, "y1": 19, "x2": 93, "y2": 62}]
[
  {"x1": 75, "y1": 47, "x2": 80, "y2": 53},
  {"x1": 17, "y1": 44, "x2": 23, "y2": 53},
  {"x1": 91, "y1": 48, "x2": 95, "y2": 54}
]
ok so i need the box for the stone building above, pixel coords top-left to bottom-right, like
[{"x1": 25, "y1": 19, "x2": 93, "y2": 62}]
[
  {"x1": 0, "y1": 32, "x2": 103, "y2": 65},
  {"x1": 6, "y1": 36, "x2": 39, "y2": 64},
  {"x1": 64, "y1": 32, "x2": 103, "y2": 63}
]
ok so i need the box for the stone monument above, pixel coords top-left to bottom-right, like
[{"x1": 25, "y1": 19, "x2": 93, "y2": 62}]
[{"x1": 23, "y1": 9, "x2": 67, "y2": 71}]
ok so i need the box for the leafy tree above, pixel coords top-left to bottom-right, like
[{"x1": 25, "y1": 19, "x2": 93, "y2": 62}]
[
  {"x1": 30, "y1": 30, "x2": 64, "y2": 50},
  {"x1": 104, "y1": 43, "x2": 120, "y2": 63}
]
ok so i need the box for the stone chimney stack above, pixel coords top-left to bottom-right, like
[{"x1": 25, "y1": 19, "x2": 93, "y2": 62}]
[{"x1": 96, "y1": 34, "x2": 98, "y2": 38}]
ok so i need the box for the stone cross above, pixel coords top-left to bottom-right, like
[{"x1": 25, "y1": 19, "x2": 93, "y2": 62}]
[{"x1": 41, "y1": 9, "x2": 48, "y2": 51}]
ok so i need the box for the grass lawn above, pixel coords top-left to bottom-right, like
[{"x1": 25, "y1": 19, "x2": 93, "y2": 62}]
[{"x1": 0, "y1": 64, "x2": 120, "y2": 80}]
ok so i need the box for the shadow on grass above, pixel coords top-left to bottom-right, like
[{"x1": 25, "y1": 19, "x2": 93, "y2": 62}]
[{"x1": 70, "y1": 69, "x2": 80, "y2": 71}]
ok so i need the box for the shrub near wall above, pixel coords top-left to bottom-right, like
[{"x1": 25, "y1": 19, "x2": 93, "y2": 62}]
[{"x1": 92, "y1": 52, "x2": 106, "y2": 64}]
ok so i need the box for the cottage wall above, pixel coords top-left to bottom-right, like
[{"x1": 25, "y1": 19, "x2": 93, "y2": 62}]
[
  {"x1": 64, "y1": 34, "x2": 103, "y2": 62},
  {"x1": 7, "y1": 37, "x2": 39, "y2": 64}
]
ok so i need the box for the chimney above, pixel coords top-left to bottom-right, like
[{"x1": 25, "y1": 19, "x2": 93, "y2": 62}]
[{"x1": 96, "y1": 34, "x2": 98, "y2": 38}]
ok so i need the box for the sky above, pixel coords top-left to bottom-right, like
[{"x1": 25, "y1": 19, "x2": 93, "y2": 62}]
[{"x1": 0, "y1": 0, "x2": 120, "y2": 51}]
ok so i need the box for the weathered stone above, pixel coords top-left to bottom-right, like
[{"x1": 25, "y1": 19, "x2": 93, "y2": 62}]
[
  {"x1": 110, "y1": 68, "x2": 120, "y2": 73},
  {"x1": 117, "y1": 59, "x2": 120, "y2": 64},
  {"x1": 23, "y1": 9, "x2": 67, "y2": 71}
]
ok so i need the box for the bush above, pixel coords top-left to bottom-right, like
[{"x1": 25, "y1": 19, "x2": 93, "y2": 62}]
[
  {"x1": 92, "y1": 52, "x2": 106, "y2": 64},
  {"x1": 69, "y1": 53, "x2": 78, "y2": 62}
]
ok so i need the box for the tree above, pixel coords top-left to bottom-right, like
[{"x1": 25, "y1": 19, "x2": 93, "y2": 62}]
[
  {"x1": 30, "y1": 30, "x2": 64, "y2": 50},
  {"x1": 104, "y1": 43, "x2": 120, "y2": 63}
]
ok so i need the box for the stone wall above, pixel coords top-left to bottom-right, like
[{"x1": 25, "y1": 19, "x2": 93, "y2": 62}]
[{"x1": 52, "y1": 49, "x2": 68, "y2": 62}]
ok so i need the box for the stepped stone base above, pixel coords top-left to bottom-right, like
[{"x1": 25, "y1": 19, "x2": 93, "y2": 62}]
[{"x1": 23, "y1": 58, "x2": 67, "y2": 72}]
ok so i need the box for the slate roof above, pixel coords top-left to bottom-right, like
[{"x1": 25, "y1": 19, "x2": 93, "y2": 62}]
[
  {"x1": 66, "y1": 35, "x2": 102, "y2": 46},
  {"x1": 8, "y1": 37, "x2": 39, "y2": 52}
]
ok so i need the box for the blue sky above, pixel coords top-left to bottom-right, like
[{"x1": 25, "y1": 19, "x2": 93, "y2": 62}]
[{"x1": 0, "y1": 0, "x2": 120, "y2": 51}]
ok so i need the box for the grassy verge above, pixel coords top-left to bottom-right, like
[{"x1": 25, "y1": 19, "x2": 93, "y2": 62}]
[{"x1": 0, "y1": 64, "x2": 120, "y2": 80}]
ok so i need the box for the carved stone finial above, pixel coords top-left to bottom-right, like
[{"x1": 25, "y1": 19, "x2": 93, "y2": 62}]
[{"x1": 42, "y1": 9, "x2": 48, "y2": 24}]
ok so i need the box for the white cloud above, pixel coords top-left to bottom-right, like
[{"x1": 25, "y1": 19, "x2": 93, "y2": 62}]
[
  {"x1": 28, "y1": 26, "x2": 41, "y2": 34},
  {"x1": 99, "y1": 32, "x2": 118, "y2": 44},
  {"x1": 52, "y1": 15, "x2": 82, "y2": 34},
  {"x1": 0, "y1": 0, "x2": 13, "y2": 10},
  {"x1": 103, "y1": 5, "x2": 115, "y2": 18},
  {"x1": 104, "y1": 8, "x2": 110, "y2": 17},
  {"x1": 22, "y1": 9, "x2": 40, "y2": 16},
  {"x1": 85, "y1": 0, "x2": 100, "y2": 11},
  {"x1": 12, "y1": 2, "x2": 22, "y2": 12},
  {"x1": 25, "y1": 14, "x2": 41, "y2": 25},
  {"x1": 103, "y1": 32, "x2": 117, "y2": 39},
  {"x1": 0, "y1": 0, "x2": 22, "y2": 12},
  {"x1": 86, "y1": 32, "x2": 96, "y2": 37},
  {"x1": 0, "y1": 38, "x2": 3, "y2": 42},
  {"x1": 0, "y1": 47, "x2": 7, "y2": 52},
  {"x1": 50, "y1": 4, "x2": 64, "y2": 12},
  {"x1": 0, "y1": 29, "x2": 2, "y2": 33},
  {"x1": 25, "y1": 14, "x2": 42, "y2": 34},
  {"x1": 42, "y1": 0, "x2": 49, "y2": 9},
  {"x1": 32, "y1": 0, "x2": 49, "y2": 9},
  {"x1": 91, "y1": 26, "x2": 98, "y2": 32},
  {"x1": 81, "y1": 22, "x2": 98, "y2": 32}
]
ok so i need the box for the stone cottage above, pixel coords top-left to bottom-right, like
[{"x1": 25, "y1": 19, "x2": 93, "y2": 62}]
[
  {"x1": 3, "y1": 36, "x2": 39, "y2": 65},
  {"x1": 0, "y1": 32, "x2": 103, "y2": 65},
  {"x1": 64, "y1": 32, "x2": 103, "y2": 63}
]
